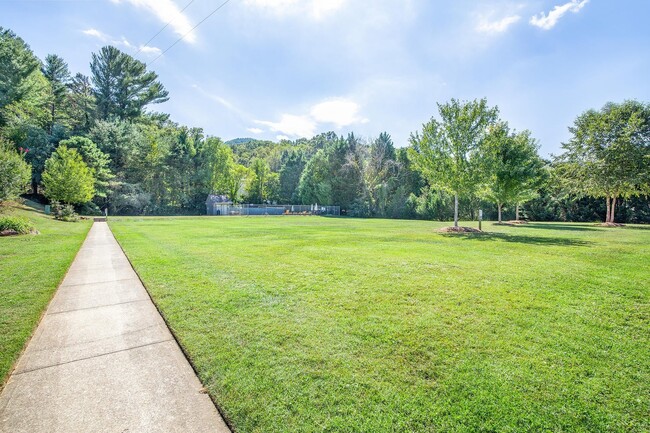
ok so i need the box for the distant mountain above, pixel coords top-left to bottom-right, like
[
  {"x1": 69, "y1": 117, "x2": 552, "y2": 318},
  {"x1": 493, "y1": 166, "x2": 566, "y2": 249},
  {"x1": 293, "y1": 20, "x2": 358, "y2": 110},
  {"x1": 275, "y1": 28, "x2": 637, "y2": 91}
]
[{"x1": 226, "y1": 138, "x2": 256, "y2": 145}]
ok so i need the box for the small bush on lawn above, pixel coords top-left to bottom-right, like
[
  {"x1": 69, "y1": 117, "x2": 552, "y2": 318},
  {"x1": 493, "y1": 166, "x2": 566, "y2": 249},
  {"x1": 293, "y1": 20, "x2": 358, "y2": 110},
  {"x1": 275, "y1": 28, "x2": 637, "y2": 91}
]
[
  {"x1": 51, "y1": 201, "x2": 79, "y2": 222},
  {"x1": 0, "y1": 215, "x2": 35, "y2": 235}
]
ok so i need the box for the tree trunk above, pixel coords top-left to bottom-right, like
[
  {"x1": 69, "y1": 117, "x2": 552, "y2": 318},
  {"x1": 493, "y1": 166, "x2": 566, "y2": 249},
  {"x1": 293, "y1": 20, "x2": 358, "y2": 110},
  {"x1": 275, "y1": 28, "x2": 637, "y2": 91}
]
[
  {"x1": 515, "y1": 204, "x2": 520, "y2": 221},
  {"x1": 32, "y1": 178, "x2": 38, "y2": 195},
  {"x1": 454, "y1": 194, "x2": 459, "y2": 227},
  {"x1": 497, "y1": 203, "x2": 502, "y2": 224},
  {"x1": 610, "y1": 196, "x2": 617, "y2": 224},
  {"x1": 605, "y1": 195, "x2": 611, "y2": 223}
]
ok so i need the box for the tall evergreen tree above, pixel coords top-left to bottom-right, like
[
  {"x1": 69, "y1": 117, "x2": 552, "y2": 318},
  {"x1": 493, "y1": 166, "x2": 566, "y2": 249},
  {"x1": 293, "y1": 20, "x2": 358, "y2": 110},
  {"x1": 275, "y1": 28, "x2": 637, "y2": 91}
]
[
  {"x1": 41, "y1": 54, "x2": 71, "y2": 132},
  {"x1": 90, "y1": 46, "x2": 169, "y2": 121},
  {"x1": 67, "y1": 73, "x2": 96, "y2": 134},
  {"x1": 0, "y1": 27, "x2": 41, "y2": 125}
]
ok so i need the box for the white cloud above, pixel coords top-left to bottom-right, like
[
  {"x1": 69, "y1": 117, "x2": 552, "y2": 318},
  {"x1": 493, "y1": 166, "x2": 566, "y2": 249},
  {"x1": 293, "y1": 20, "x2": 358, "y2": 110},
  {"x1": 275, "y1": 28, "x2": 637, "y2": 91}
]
[
  {"x1": 276, "y1": 135, "x2": 290, "y2": 141},
  {"x1": 247, "y1": 127, "x2": 264, "y2": 134},
  {"x1": 477, "y1": 15, "x2": 521, "y2": 33},
  {"x1": 311, "y1": 0, "x2": 346, "y2": 19},
  {"x1": 254, "y1": 97, "x2": 366, "y2": 138},
  {"x1": 139, "y1": 45, "x2": 162, "y2": 55},
  {"x1": 310, "y1": 98, "x2": 365, "y2": 127},
  {"x1": 530, "y1": 0, "x2": 589, "y2": 30},
  {"x1": 82, "y1": 28, "x2": 110, "y2": 41},
  {"x1": 255, "y1": 114, "x2": 316, "y2": 138},
  {"x1": 110, "y1": 0, "x2": 196, "y2": 43},
  {"x1": 244, "y1": 0, "x2": 347, "y2": 20}
]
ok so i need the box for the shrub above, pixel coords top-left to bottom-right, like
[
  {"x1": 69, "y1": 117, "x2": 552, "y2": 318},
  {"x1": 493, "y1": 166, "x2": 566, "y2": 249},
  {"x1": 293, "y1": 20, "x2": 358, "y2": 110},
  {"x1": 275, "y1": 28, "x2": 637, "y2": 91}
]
[
  {"x1": 0, "y1": 215, "x2": 35, "y2": 235},
  {"x1": 51, "y1": 200, "x2": 79, "y2": 222},
  {"x1": 0, "y1": 140, "x2": 31, "y2": 204},
  {"x1": 42, "y1": 146, "x2": 95, "y2": 205}
]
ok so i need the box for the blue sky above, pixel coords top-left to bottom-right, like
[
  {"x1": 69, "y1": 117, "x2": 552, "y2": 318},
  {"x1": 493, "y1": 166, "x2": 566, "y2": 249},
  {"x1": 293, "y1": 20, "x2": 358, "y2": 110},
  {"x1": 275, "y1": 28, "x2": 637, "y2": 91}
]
[{"x1": 2, "y1": 0, "x2": 650, "y2": 156}]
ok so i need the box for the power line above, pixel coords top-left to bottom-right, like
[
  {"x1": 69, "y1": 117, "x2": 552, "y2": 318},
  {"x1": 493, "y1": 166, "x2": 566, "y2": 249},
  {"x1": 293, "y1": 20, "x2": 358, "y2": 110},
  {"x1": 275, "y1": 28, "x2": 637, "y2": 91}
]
[
  {"x1": 148, "y1": 0, "x2": 232, "y2": 66},
  {"x1": 135, "y1": 0, "x2": 196, "y2": 57}
]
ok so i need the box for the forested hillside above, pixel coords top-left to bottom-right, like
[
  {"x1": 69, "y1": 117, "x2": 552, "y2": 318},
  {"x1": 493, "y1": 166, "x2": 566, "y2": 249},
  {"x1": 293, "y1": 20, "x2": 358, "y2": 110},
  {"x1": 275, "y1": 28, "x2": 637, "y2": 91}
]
[{"x1": 1, "y1": 27, "x2": 649, "y2": 222}]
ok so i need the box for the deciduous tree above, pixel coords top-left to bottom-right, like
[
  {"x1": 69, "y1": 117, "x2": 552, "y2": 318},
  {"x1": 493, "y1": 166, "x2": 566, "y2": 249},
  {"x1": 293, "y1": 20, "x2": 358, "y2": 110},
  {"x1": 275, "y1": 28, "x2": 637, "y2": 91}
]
[
  {"x1": 558, "y1": 100, "x2": 650, "y2": 224},
  {"x1": 0, "y1": 139, "x2": 31, "y2": 203},
  {"x1": 485, "y1": 123, "x2": 545, "y2": 223},
  {"x1": 409, "y1": 98, "x2": 499, "y2": 227},
  {"x1": 42, "y1": 145, "x2": 95, "y2": 204}
]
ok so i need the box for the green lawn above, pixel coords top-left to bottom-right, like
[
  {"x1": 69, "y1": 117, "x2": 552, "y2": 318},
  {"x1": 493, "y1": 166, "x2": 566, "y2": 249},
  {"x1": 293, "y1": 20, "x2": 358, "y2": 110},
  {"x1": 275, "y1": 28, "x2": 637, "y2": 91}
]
[
  {"x1": 109, "y1": 217, "x2": 650, "y2": 433},
  {"x1": 0, "y1": 205, "x2": 91, "y2": 385}
]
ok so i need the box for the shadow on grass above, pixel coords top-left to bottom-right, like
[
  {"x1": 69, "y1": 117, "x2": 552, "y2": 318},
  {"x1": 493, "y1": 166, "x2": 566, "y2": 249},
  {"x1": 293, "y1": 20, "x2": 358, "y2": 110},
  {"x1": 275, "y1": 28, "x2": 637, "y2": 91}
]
[
  {"x1": 516, "y1": 223, "x2": 600, "y2": 232},
  {"x1": 440, "y1": 231, "x2": 592, "y2": 247},
  {"x1": 622, "y1": 224, "x2": 650, "y2": 231}
]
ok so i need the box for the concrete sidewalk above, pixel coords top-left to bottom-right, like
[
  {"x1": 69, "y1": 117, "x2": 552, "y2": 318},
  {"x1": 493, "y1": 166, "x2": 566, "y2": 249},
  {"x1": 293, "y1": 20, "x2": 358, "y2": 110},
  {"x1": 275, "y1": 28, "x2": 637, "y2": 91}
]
[{"x1": 0, "y1": 222, "x2": 230, "y2": 433}]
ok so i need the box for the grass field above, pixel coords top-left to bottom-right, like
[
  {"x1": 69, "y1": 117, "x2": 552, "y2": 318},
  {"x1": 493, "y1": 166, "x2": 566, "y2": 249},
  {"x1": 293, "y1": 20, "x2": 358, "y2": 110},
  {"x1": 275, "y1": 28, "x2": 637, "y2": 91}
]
[
  {"x1": 109, "y1": 217, "x2": 649, "y2": 433},
  {"x1": 0, "y1": 205, "x2": 91, "y2": 385}
]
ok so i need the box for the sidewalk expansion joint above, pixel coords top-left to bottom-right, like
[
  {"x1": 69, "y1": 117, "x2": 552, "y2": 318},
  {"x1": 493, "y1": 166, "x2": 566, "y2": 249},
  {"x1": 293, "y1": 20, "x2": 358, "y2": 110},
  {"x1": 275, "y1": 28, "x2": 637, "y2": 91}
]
[
  {"x1": 14, "y1": 339, "x2": 174, "y2": 376},
  {"x1": 59, "y1": 277, "x2": 140, "y2": 288},
  {"x1": 47, "y1": 299, "x2": 150, "y2": 316}
]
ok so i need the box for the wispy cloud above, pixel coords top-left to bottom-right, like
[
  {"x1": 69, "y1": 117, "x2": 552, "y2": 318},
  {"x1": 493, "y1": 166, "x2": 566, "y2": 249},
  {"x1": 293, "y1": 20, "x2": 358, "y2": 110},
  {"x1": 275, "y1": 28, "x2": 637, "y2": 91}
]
[
  {"x1": 477, "y1": 14, "x2": 521, "y2": 33},
  {"x1": 247, "y1": 127, "x2": 264, "y2": 134},
  {"x1": 191, "y1": 84, "x2": 247, "y2": 117},
  {"x1": 244, "y1": 0, "x2": 348, "y2": 20},
  {"x1": 82, "y1": 28, "x2": 161, "y2": 56},
  {"x1": 530, "y1": 0, "x2": 589, "y2": 30},
  {"x1": 110, "y1": 0, "x2": 196, "y2": 43}
]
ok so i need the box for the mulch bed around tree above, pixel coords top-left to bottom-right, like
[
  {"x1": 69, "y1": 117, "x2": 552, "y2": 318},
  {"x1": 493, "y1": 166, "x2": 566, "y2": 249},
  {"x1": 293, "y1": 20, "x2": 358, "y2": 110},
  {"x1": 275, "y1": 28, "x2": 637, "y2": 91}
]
[
  {"x1": 437, "y1": 226, "x2": 482, "y2": 233},
  {"x1": 598, "y1": 222, "x2": 625, "y2": 227}
]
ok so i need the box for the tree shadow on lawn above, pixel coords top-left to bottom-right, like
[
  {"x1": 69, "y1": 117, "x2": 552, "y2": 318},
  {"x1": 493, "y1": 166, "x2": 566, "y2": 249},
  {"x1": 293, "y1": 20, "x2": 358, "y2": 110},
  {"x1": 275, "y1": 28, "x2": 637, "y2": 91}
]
[
  {"x1": 621, "y1": 224, "x2": 650, "y2": 231},
  {"x1": 440, "y1": 231, "x2": 593, "y2": 247},
  {"x1": 514, "y1": 223, "x2": 600, "y2": 232}
]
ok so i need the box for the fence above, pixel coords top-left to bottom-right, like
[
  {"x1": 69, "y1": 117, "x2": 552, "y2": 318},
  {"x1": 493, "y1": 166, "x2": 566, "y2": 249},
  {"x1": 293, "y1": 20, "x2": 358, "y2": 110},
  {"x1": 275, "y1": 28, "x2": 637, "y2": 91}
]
[{"x1": 207, "y1": 203, "x2": 340, "y2": 216}]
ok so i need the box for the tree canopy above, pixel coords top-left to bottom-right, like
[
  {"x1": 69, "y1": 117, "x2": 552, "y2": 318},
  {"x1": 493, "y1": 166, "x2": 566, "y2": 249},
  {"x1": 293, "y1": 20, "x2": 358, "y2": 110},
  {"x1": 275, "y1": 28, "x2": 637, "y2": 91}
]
[
  {"x1": 42, "y1": 145, "x2": 95, "y2": 204},
  {"x1": 558, "y1": 100, "x2": 650, "y2": 223},
  {"x1": 91, "y1": 46, "x2": 169, "y2": 121},
  {"x1": 409, "y1": 98, "x2": 499, "y2": 227}
]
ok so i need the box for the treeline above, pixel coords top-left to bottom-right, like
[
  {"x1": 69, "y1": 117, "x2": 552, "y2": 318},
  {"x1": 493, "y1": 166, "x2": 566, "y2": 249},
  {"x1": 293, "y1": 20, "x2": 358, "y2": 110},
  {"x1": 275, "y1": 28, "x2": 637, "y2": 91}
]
[{"x1": 1, "y1": 27, "x2": 649, "y2": 223}]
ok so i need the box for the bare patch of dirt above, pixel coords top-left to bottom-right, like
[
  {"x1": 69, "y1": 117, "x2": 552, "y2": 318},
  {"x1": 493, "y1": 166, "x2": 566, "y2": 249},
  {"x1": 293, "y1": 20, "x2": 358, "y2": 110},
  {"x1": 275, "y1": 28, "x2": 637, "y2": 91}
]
[
  {"x1": 437, "y1": 226, "x2": 483, "y2": 233},
  {"x1": 507, "y1": 220, "x2": 528, "y2": 225}
]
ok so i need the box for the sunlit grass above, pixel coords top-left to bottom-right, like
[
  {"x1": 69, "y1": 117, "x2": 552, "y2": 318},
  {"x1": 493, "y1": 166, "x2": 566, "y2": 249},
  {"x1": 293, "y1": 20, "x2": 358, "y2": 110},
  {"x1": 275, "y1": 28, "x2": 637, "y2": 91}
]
[{"x1": 109, "y1": 216, "x2": 650, "y2": 432}]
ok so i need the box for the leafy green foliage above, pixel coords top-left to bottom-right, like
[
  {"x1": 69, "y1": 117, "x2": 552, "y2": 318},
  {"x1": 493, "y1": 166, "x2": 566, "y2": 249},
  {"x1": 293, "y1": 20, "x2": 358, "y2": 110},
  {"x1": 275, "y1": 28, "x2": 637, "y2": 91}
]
[
  {"x1": 409, "y1": 98, "x2": 499, "y2": 226},
  {"x1": 558, "y1": 100, "x2": 650, "y2": 223},
  {"x1": 59, "y1": 136, "x2": 113, "y2": 198},
  {"x1": 485, "y1": 123, "x2": 546, "y2": 222},
  {"x1": 50, "y1": 200, "x2": 78, "y2": 222},
  {"x1": 0, "y1": 139, "x2": 31, "y2": 203},
  {"x1": 0, "y1": 215, "x2": 34, "y2": 233},
  {"x1": 42, "y1": 145, "x2": 95, "y2": 204}
]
